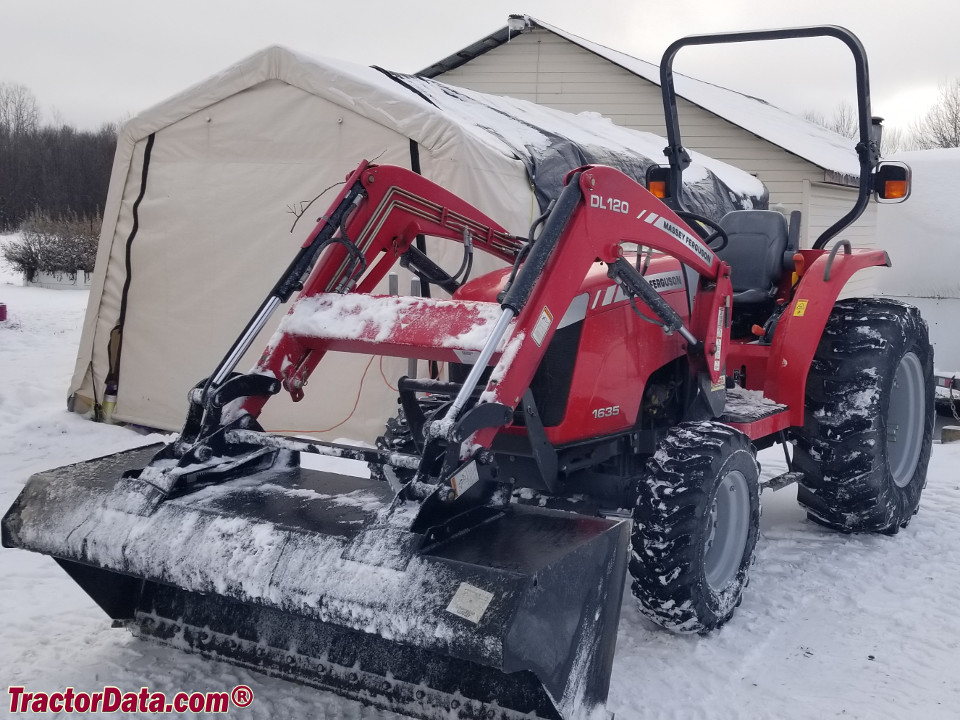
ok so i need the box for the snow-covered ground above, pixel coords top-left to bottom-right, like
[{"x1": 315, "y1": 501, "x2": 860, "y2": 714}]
[{"x1": 2, "y1": 233, "x2": 959, "y2": 719}]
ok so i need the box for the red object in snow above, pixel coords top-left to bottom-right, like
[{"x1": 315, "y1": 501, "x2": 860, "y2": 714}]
[{"x1": 0, "y1": 303, "x2": 6, "y2": 322}]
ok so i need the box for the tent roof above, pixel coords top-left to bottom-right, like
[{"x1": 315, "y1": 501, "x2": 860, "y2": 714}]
[
  {"x1": 419, "y1": 15, "x2": 861, "y2": 178},
  {"x1": 122, "y1": 45, "x2": 766, "y2": 214}
]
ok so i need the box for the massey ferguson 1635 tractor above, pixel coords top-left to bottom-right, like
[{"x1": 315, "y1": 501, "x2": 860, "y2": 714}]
[{"x1": 2, "y1": 26, "x2": 931, "y2": 720}]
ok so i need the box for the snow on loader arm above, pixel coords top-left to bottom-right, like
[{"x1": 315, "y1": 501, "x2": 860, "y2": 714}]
[{"x1": 3, "y1": 158, "x2": 737, "y2": 720}]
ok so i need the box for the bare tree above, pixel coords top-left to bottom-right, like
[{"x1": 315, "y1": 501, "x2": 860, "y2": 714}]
[
  {"x1": 804, "y1": 100, "x2": 917, "y2": 156},
  {"x1": 0, "y1": 83, "x2": 117, "y2": 231},
  {"x1": 878, "y1": 125, "x2": 917, "y2": 156},
  {"x1": 912, "y1": 79, "x2": 960, "y2": 149},
  {"x1": 50, "y1": 106, "x2": 68, "y2": 130},
  {"x1": 0, "y1": 82, "x2": 40, "y2": 135},
  {"x1": 803, "y1": 101, "x2": 858, "y2": 139}
]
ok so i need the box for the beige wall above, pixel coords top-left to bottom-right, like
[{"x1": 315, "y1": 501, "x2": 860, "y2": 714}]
[{"x1": 805, "y1": 181, "x2": 880, "y2": 298}]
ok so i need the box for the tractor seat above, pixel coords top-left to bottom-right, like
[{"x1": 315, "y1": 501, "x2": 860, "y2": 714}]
[{"x1": 715, "y1": 210, "x2": 798, "y2": 305}]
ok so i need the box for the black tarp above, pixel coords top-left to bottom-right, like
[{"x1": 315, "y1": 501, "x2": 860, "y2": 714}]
[{"x1": 389, "y1": 72, "x2": 768, "y2": 222}]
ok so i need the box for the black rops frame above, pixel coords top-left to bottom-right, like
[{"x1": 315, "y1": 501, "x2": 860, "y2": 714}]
[{"x1": 658, "y1": 26, "x2": 879, "y2": 250}]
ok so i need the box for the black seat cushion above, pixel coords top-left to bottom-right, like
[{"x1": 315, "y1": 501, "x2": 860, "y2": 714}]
[{"x1": 716, "y1": 210, "x2": 789, "y2": 305}]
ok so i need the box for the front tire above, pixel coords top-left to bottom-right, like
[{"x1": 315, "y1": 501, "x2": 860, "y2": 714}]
[
  {"x1": 794, "y1": 298, "x2": 934, "y2": 533},
  {"x1": 630, "y1": 422, "x2": 760, "y2": 634}
]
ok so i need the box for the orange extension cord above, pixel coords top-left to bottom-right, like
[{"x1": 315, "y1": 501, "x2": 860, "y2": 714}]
[{"x1": 266, "y1": 359, "x2": 445, "y2": 435}]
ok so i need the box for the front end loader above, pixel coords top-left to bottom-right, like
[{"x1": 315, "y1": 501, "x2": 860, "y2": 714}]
[{"x1": 2, "y1": 26, "x2": 933, "y2": 720}]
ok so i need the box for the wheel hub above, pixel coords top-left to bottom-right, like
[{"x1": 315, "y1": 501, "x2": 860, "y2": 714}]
[
  {"x1": 703, "y1": 470, "x2": 750, "y2": 592},
  {"x1": 888, "y1": 351, "x2": 925, "y2": 488}
]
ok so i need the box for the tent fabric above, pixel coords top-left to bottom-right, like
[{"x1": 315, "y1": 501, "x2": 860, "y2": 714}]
[{"x1": 70, "y1": 46, "x2": 766, "y2": 441}]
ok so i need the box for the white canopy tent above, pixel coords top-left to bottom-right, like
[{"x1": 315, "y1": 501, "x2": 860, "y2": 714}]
[{"x1": 69, "y1": 45, "x2": 765, "y2": 441}]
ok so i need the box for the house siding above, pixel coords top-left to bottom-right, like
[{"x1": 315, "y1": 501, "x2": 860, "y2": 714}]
[{"x1": 804, "y1": 181, "x2": 880, "y2": 298}]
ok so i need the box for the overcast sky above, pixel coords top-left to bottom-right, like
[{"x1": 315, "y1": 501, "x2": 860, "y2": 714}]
[{"x1": 2, "y1": 0, "x2": 955, "y2": 133}]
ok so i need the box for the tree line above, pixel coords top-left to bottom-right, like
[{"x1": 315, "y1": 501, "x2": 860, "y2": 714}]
[{"x1": 0, "y1": 82, "x2": 116, "y2": 233}]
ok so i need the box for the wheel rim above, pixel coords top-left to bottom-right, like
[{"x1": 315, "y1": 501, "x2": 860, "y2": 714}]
[
  {"x1": 703, "y1": 470, "x2": 751, "y2": 592},
  {"x1": 888, "y1": 351, "x2": 925, "y2": 488}
]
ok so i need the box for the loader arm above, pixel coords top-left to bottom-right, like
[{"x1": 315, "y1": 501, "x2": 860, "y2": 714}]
[
  {"x1": 91, "y1": 159, "x2": 735, "y2": 509},
  {"x1": 233, "y1": 162, "x2": 730, "y2": 462},
  {"x1": 243, "y1": 163, "x2": 524, "y2": 413},
  {"x1": 466, "y1": 164, "x2": 731, "y2": 452}
]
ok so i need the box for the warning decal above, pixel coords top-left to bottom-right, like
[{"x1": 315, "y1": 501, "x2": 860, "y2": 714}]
[
  {"x1": 532, "y1": 307, "x2": 553, "y2": 346},
  {"x1": 451, "y1": 461, "x2": 480, "y2": 497},
  {"x1": 446, "y1": 583, "x2": 494, "y2": 624}
]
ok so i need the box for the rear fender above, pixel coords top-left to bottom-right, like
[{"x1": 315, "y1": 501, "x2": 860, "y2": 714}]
[{"x1": 764, "y1": 246, "x2": 891, "y2": 423}]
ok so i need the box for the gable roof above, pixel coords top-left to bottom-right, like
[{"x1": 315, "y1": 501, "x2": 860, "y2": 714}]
[{"x1": 419, "y1": 15, "x2": 861, "y2": 178}]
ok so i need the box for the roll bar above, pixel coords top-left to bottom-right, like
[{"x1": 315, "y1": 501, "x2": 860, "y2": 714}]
[{"x1": 659, "y1": 26, "x2": 880, "y2": 250}]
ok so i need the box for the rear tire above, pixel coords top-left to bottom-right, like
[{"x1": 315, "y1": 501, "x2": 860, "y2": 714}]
[
  {"x1": 794, "y1": 298, "x2": 934, "y2": 533},
  {"x1": 630, "y1": 422, "x2": 760, "y2": 634}
]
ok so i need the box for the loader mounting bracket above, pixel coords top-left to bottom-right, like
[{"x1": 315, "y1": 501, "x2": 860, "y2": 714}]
[
  {"x1": 125, "y1": 415, "x2": 291, "y2": 512},
  {"x1": 177, "y1": 372, "x2": 282, "y2": 450},
  {"x1": 520, "y1": 389, "x2": 560, "y2": 494},
  {"x1": 451, "y1": 402, "x2": 514, "y2": 442}
]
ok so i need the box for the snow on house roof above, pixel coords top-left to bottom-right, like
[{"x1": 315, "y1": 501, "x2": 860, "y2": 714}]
[{"x1": 419, "y1": 15, "x2": 862, "y2": 178}]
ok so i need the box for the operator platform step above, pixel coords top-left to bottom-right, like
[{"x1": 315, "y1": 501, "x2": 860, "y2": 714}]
[{"x1": 720, "y1": 386, "x2": 788, "y2": 424}]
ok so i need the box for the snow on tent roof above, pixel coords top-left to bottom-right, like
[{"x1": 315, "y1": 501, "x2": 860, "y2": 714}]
[
  {"x1": 379, "y1": 69, "x2": 768, "y2": 218},
  {"x1": 126, "y1": 45, "x2": 766, "y2": 219},
  {"x1": 124, "y1": 46, "x2": 768, "y2": 220},
  {"x1": 421, "y1": 16, "x2": 861, "y2": 179}
]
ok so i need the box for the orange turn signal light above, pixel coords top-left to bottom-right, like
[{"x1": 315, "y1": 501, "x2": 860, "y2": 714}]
[
  {"x1": 648, "y1": 181, "x2": 667, "y2": 199},
  {"x1": 883, "y1": 180, "x2": 908, "y2": 199},
  {"x1": 874, "y1": 161, "x2": 911, "y2": 203}
]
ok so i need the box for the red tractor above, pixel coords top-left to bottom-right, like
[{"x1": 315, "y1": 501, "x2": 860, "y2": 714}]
[{"x1": 3, "y1": 26, "x2": 931, "y2": 720}]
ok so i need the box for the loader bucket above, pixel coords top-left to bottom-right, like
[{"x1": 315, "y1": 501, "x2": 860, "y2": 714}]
[{"x1": 2, "y1": 445, "x2": 630, "y2": 720}]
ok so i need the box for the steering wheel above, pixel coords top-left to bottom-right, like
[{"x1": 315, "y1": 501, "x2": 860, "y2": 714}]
[{"x1": 676, "y1": 211, "x2": 729, "y2": 253}]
